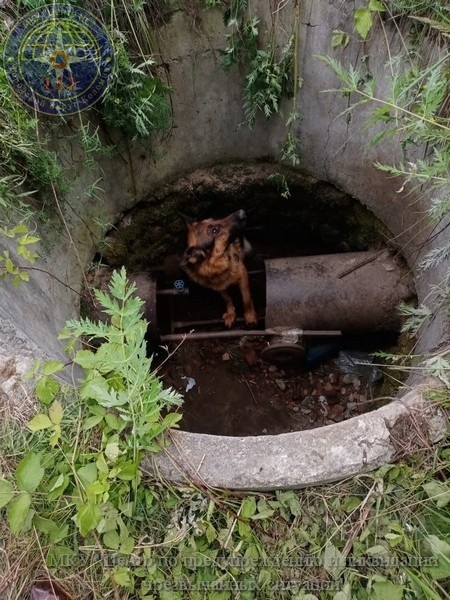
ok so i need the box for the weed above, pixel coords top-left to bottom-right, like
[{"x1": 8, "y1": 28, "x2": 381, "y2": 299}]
[
  {"x1": 221, "y1": 13, "x2": 259, "y2": 71},
  {"x1": 0, "y1": 224, "x2": 40, "y2": 287},
  {"x1": 0, "y1": 269, "x2": 183, "y2": 596},
  {"x1": 320, "y1": 15, "x2": 450, "y2": 332},
  {"x1": 268, "y1": 172, "x2": 291, "y2": 198},
  {"x1": 102, "y1": 40, "x2": 172, "y2": 141},
  {"x1": 77, "y1": 122, "x2": 116, "y2": 169},
  {"x1": 243, "y1": 48, "x2": 290, "y2": 127}
]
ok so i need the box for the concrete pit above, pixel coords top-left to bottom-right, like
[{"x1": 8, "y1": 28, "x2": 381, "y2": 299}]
[
  {"x1": 82, "y1": 175, "x2": 417, "y2": 439},
  {"x1": 1, "y1": 0, "x2": 448, "y2": 489}
]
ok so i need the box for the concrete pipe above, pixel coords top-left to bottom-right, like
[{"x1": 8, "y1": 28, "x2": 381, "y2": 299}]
[{"x1": 264, "y1": 250, "x2": 415, "y2": 332}]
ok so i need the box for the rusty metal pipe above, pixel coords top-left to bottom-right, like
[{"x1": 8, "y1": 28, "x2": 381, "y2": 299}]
[{"x1": 160, "y1": 329, "x2": 342, "y2": 342}]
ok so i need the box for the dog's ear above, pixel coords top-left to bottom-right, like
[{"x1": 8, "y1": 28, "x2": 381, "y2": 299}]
[{"x1": 179, "y1": 212, "x2": 195, "y2": 225}]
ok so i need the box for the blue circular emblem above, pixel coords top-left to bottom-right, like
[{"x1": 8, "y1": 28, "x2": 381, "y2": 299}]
[
  {"x1": 173, "y1": 279, "x2": 186, "y2": 293},
  {"x1": 4, "y1": 4, "x2": 114, "y2": 116}
]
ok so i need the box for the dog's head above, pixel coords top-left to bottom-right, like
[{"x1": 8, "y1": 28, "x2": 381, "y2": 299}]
[{"x1": 180, "y1": 209, "x2": 247, "y2": 268}]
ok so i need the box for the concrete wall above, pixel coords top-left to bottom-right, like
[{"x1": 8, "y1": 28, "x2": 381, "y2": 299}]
[{"x1": 1, "y1": 0, "x2": 448, "y2": 402}]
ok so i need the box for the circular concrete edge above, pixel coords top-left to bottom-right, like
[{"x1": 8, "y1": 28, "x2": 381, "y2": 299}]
[{"x1": 143, "y1": 381, "x2": 448, "y2": 491}]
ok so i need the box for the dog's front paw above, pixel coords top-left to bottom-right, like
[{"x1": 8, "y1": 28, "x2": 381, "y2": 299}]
[
  {"x1": 223, "y1": 309, "x2": 236, "y2": 328},
  {"x1": 244, "y1": 309, "x2": 258, "y2": 327}
]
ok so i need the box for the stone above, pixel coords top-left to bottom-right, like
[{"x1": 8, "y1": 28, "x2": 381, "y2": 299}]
[
  {"x1": 245, "y1": 348, "x2": 258, "y2": 366},
  {"x1": 327, "y1": 404, "x2": 345, "y2": 422},
  {"x1": 275, "y1": 379, "x2": 286, "y2": 391}
]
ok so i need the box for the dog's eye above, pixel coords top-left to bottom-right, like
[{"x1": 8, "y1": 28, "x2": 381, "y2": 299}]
[{"x1": 211, "y1": 226, "x2": 220, "y2": 235}]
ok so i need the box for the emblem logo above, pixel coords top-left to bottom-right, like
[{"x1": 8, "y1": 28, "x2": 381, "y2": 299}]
[{"x1": 4, "y1": 4, "x2": 114, "y2": 116}]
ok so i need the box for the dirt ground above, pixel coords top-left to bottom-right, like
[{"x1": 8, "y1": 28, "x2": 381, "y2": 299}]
[{"x1": 158, "y1": 334, "x2": 392, "y2": 437}]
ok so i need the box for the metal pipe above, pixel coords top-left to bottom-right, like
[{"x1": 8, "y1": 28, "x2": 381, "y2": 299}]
[
  {"x1": 156, "y1": 288, "x2": 190, "y2": 296},
  {"x1": 160, "y1": 329, "x2": 342, "y2": 342},
  {"x1": 172, "y1": 316, "x2": 264, "y2": 329}
]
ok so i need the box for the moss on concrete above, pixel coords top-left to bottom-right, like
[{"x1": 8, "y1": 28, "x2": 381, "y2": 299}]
[{"x1": 98, "y1": 162, "x2": 391, "y2": 271}]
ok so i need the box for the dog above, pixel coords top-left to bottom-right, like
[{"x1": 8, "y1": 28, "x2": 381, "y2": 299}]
[{"x1": 180, "y1": 209, "x2": 258, "y2": 328}]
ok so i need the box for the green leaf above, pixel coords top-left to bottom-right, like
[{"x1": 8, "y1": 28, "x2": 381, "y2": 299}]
[
  {"x1": 251, "y1": 508, "x2": 275, "y2": 520},
  {"x1": 76, "y1": 501, "x2": 102, "y2": 536},
  {"x1": 48, "y1": 474, "x2": 70, "y2": 501},
  {"x1": 341, "y1": 496, "x2": 360, "y2": 512},
  {"x1": 96, "y1": 452, "x2": 109, "y2": 475},
  {"x1": 77, "y1": 463, "x2": 98, "y2": 487},
  {"x1": 371, "y1": 581, "x2": 404, "y2": 600},
  {"x1": 8, "y1": 492, "x2": 32, "y2": 534},
  {"x1": 15, "y1": 452, "x2": 45, "y2": 493},
  {"x1": 385, "y1": 532, "x2": 403, "y2": 547},
  {"x1": 333, "y1": 584, "x2": 352, "y2": 600},
  {"x1": 89, "y1": 404, "x2": 106, "y2": 417},
  {"x1": 5, "y1": 258, "x2": 14, "y2": 273},
  {"x1": 73, "y1": 350, "x2": 99, "y2": 369},
  {"x1": 331, "y1": 30, "x2": 349, "y2": 49},
  {"x1": 105, "y1": 442, "x2": 120, "y2": 462},
  {"x1": 17, "y1": 245, "x2": 31, "y2": 261},
  {"x1": 366, "y1": 544, "x2": 390, "y2": 556},
  {"x1": 111, "y1": 565, "x2": 132, "y2": 587},
  {"x1": 10, "y1": 224, "x2": 28, "y2": 235},
  {"x1": 48, "y1": 473, "x2": 64, "y2": 493},
  {"x1": 86, "y1": 481, "x2": 107, "y2": 499},
  {"x1": 17, "y1": 234, "x2": 40, "y2": 245},
  {"x1": 241, "y1": 496, "x2": 257, "y2": 518},
  {"x1": 80, "y1": 376, "x2": 127, "y2": 407},
  {"x1": 43, "y1": 360, "x2": 65, "y2": 376},
  {"x1": 35, "y1": 375, "x2": 60, "y2": 405},
  {"x1": 423, "y1": 535, "x2": 450, "y2": 579},
  {"x1": 104, "y1": 413, "x2": 123, "y2": 430},
  {"x1": 27, "y1": 413, "x2": 53, "y2": 432},
  {"x1": 120, "y1": 536, "x2": 135, "y2": 555},
  {"x1": 117, "y1": 460, "x2": 138, "y2": 481},
  {"x1": 354, "y1": 8, "x2": 373, "y2": 40},
  {"x1": 323, "y1": 543, "x2": 345, "y2": 578},
  {"x1": 368, "y1": 0, "x2": 385, "y2": 10},
  {"x1": 423, "y1": 481, "x2": 450, "y2": 508},
  {"x1": 49, "y1": 400, "x2": 63, "y2": 425},
  {"x1": 287, "y1": 493, "x2": 302, "y2": 517},
  {"x1": 0, "y1": 478, "x2": 14, "y2": 508},
  {"x1": 83, "y1": 414, "x2": 105, "y2": 430},
  {"x1": 34, "y1": 515, "x2": 68, "y2": 543},
  {"x1": 97, "y1": 506, "x2": 119, "y2": 534},
  {"x1": 205, "y1": 522, "x2": 217, "y2": 544},
  {"x1": 103, "y1": 529, "x2": 120, "y2": 550},
  {"x1": 49, "y1": 424, "x2": 61, "y2": 447},
  {"x1": 120, "y1": 501, "x2": 134, "y2": 518}
]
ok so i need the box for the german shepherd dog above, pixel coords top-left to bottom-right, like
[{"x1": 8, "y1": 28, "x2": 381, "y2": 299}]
[{"x1": 180, "y1": 210, "x2": 258, "y2": 328}]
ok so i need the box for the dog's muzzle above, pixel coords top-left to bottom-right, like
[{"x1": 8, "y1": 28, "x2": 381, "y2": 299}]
[{"x1": 182, "y1": 246, "x2": 206, "y2": 266}]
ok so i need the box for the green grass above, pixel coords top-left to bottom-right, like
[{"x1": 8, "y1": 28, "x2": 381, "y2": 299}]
[{"x1": 0, "y1": 419, "x2": 449, "y2": 598}]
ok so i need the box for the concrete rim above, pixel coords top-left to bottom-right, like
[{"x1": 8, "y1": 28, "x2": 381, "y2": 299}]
[{"x1": 145, "y1": 381, "x2": 447, "y2": 491}]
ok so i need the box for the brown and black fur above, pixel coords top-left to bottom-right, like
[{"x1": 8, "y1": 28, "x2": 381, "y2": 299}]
[{"x1": 180, "y1": 210, "x2": 258, "y2": 328}]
